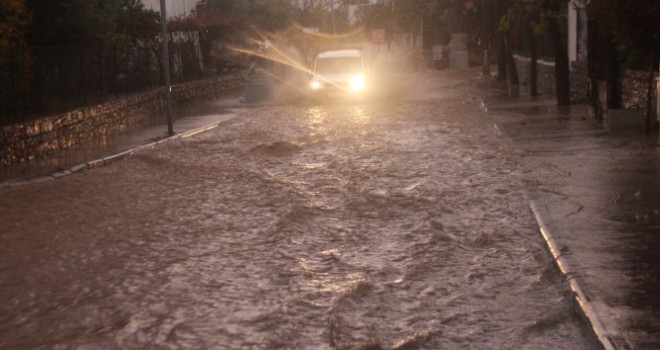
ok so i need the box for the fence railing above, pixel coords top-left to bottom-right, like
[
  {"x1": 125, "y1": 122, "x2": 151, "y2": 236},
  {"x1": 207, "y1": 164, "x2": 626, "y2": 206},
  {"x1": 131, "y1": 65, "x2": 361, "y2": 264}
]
[{"x1": 0, "y1": 36, "x2": 214, "y2": 127}]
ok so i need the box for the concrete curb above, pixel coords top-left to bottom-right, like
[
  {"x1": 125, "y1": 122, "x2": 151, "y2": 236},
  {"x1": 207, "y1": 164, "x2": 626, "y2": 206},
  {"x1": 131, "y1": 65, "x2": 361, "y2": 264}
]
[
  {"x1": 1, "y1": 122, "x2": 222, "y2": 189},
  {"x1": 529, "y1": 200, "x2": 616, "y2": 350}
]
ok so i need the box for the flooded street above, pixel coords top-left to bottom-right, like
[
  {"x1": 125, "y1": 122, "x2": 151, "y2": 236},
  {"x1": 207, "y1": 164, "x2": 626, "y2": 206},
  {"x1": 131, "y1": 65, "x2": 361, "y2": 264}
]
[
  {"x1": 0, "y1": 70, "x2": 594, "y2": 349},
  {"x1": 487, "y1": 96, "x2": 660, "y2": 349}
]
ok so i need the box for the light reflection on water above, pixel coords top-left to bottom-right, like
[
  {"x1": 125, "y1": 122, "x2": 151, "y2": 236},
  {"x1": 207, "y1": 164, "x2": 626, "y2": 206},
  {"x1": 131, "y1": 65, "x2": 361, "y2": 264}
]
[
  {"x1": 351, "y1": 105, "x2": 372, "y2": 125},
  {"x1": 306, "y1": 106, "x2": 327, "y2": 127}
]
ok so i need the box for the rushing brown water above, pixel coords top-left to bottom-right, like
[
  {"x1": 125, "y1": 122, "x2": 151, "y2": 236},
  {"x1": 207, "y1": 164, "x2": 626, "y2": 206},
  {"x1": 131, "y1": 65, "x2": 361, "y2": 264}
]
[{"x1": 0, "y1": 70, "x2": 593, "y2": 349}]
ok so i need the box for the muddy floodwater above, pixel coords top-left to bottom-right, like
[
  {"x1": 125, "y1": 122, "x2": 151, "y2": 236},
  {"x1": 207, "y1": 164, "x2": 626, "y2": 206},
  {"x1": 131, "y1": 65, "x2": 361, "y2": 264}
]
[{"x1": 0, "y1": 70, "x2": 594, "y2": 349}]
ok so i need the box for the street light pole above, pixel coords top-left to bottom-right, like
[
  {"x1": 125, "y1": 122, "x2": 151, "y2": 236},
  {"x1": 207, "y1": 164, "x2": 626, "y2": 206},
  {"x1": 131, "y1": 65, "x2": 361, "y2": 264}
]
[{"x1": 160, "y1": 0, "x2": 174, "y2": 137}]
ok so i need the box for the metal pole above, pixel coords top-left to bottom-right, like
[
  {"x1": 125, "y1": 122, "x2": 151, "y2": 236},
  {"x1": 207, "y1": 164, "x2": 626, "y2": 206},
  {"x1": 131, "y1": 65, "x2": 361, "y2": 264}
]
[{"x1": 160, "y1": 0, "x2": 174, "y2": 136}]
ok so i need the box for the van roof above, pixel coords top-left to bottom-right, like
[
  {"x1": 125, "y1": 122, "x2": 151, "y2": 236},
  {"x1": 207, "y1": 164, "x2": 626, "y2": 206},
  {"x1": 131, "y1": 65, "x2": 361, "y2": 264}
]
[{"x1": 317, "y1": 49, "x2": 362, "y2": 59}]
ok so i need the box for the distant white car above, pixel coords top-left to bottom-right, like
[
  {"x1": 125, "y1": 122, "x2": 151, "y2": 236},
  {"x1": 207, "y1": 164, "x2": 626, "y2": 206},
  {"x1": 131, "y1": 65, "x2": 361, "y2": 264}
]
[{"x1": 308, "y1": 49, "x2": 369, "y2": 100}]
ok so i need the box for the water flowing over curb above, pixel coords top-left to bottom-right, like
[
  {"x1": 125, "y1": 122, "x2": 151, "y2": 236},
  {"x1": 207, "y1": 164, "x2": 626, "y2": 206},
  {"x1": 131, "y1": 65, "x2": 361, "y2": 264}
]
[
  {"x1": 0, "y1": 123, "x2": 220, "y2": 188},
  {"x1": 529, "y1": 200, "x2": 616, "y2": 350}
]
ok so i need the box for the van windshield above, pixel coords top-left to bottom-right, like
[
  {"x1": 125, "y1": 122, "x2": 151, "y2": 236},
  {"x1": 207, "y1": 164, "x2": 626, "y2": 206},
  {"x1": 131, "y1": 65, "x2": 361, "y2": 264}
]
[{"x1": 314, "y1": 57, "x2": 362, "y2": 75}]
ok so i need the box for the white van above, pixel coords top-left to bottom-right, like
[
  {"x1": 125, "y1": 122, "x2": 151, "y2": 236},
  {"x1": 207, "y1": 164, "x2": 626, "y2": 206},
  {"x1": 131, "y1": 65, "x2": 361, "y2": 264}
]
[{"x1": 308, "y1": 49, "x2": 369, "y2": 99}]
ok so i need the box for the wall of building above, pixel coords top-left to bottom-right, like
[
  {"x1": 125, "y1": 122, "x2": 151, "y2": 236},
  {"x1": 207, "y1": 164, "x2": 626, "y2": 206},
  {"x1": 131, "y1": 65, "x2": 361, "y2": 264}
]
[{"x1": 0, "y1": 74, "x2": 244, "y2": 167}]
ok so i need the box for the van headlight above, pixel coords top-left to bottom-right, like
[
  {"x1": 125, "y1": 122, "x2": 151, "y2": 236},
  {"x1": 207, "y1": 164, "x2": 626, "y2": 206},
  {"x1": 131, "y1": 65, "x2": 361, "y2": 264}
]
[
  {"x1": 310, "y1": 80, "x2": 322, "y2": 90},
  {"x1": 350, "y1": 75, "x2": 365, "y2": 92}
]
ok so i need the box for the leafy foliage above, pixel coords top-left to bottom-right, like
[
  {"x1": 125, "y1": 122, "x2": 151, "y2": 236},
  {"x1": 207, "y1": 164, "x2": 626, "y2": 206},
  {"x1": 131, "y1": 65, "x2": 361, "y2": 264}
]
[
  {"x1": 587, "y1": 0, "x2": 660, "y2": 68},
  {"x1": 0, "y1": 0, "x2": 32, "y2": 121},
  {"x1": 0, "y1": 0, "x2": 31, "y2": 50},
  {"x1": 0, "y1": 0, "x2": 169, "y2": 124}
]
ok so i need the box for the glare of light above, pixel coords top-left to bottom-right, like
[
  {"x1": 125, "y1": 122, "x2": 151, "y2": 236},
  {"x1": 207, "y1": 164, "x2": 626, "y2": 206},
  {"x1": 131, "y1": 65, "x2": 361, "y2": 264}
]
[
  {"x1": 310, "y1": 80, "x2": 322, "y2": 90},
  {"x1": 352, "y1": 106, "x2": 371, "y2": 124},
  {"x1": 307, "y1": 106, "x2": 326, "y2": 126},
  {"x1": 350, "y1": 75, "x2": 365, "y2": 92}
]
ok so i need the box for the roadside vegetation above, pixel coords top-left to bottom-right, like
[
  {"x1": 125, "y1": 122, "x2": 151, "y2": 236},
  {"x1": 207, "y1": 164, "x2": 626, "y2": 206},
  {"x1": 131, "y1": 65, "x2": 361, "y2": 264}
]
[{"x1": 1, "y1": 0, "x2": 658, "y2": 127}]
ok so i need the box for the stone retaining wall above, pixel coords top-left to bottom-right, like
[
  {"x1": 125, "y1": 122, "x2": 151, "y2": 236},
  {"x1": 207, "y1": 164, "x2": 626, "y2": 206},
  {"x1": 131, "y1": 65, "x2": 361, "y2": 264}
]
[
  {"x1": 513, "y1": 55, "x2": 557, "y2": 97},
  {"x1": 569, "y1": 61, "x2": 590, "y2": 103},
  {"x1": 619, "y1": 69, "x2": 658, "y2": 110},
  {"x1": 0, "y1": 73, "x2": 244, "y2": 167},
  {"x1": 513, "y1": 55, "x2": 657, "y2": 113}
]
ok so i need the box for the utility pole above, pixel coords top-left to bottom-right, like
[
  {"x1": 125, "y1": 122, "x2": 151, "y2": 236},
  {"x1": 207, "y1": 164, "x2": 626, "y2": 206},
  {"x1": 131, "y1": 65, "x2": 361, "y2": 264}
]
[{"x1": 160, "y1": 0, "x2": 174, "y2": 136}]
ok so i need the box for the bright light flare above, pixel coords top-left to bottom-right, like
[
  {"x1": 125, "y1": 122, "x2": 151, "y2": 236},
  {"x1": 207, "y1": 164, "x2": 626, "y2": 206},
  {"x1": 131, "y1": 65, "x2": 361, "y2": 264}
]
[
  {"x1": 350, "y1": 75, "x2": 365, "y2": 92},
  {"x1": 228, "y1": 25, "x2": 370, "y2": 98}
]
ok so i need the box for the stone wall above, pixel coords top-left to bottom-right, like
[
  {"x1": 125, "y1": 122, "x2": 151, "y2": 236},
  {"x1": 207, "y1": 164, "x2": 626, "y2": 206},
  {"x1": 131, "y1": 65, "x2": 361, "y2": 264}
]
[
  {"x1": 513, "y1": 55, "x2": 657, "y2": 111},
  {"x1": 513, "y1": 55, "x2": 557, "y2": 97},
  {"x1": 569, "y1": 61, "x2": 590, "y2": 103},
  {"x1": 512, "y1": 55, "x2": 590, "y2": 102},
  {"x1": 619, "y1": 69, "x2": 659, "y2": 111},
  {"x1": 0, "y1": 74, "x2": 243, "y2": 167}
]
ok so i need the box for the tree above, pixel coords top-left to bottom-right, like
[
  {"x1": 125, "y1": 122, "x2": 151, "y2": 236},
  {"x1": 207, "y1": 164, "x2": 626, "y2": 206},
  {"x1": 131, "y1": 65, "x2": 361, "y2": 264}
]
[
  {"x1": 587, "y1": 0, "x2": 660, "y2": 131},
  {"x1": 116, "y1": 0, "x2": 160, "y2": 40},
  {"x1": 194, "y1": 0, "x2": 294, "y2": 71},
  {"x1": 357, "y1": 2, "x2": 393, "y2": 31},
  {"x1": 500, "y1": 0, "x2": 569, "y2": 104},
  {"x1": 497, "y1": 2, "x2": 522, "y2": 87},
  {"x1": 0, "y1": 0, "x2": 32, "y2": 123},
  {"x1": 25, "y1": 0, "x2": 124, "y2": 110},
  {"x1": 391, "y1": 0, "x2": 428, "y2": 43},
  {"x1": 535, "y1": 0, "x2": 570, "y2": 105},
  {"x1": 16, "y1": 0, "x2": 169, "y2": 116}
]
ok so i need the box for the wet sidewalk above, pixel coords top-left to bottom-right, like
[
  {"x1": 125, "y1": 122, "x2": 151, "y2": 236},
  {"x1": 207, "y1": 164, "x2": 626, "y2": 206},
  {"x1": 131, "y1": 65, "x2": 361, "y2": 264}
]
[
  {"x1": 0, "y1": 97, "x2": 246, "y2": 184},
  {"x1": 481, "y1": 89, "x2": 660, "y2": 349}
]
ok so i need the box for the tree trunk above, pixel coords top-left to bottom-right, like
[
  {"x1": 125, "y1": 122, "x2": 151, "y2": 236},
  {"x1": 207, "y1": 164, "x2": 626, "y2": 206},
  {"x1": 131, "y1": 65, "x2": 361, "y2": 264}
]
[
  {"x1": 607, "y1": 42, "x2": 620, "y2": 109},
  {"x1": 113, "y1": 44, "x2": 118, "y2": 98},
  {"x1": 9, "y1": 44, "x2": 18, "y2": 121},
  {"x1": 547, "y1": 16, "x2": 570, "y2": 105},
  {"x1": 80, "y1": 46, "x2": 87, "y2": 105},
  {"x1": 527, "y1": 21, "x2": 538, "y2": 97},
  {"x1": 644, "y1": 56, "x2": 656, "y2": 132},
  {"x1": 98, "y1": 44, "x2": 104, "y2": 101},
  {"x1": 125, "y1": 44, "x2": 130, "y2": 95},
  {"x1": 497, "y1": 35, "x2": 507, "y2": 81},
  {"x1": 504, "y1": 34, "x2": 519, "y2": 86},
  {"x1": 30, "y1": 47, "x2": 45, "y2": 115},
  {"x1": 58, "y1": 50, "x2": 66, "y2": 111},
  {"x1": 198, "y1": 31, "x2": 212, "y2": 70}
]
